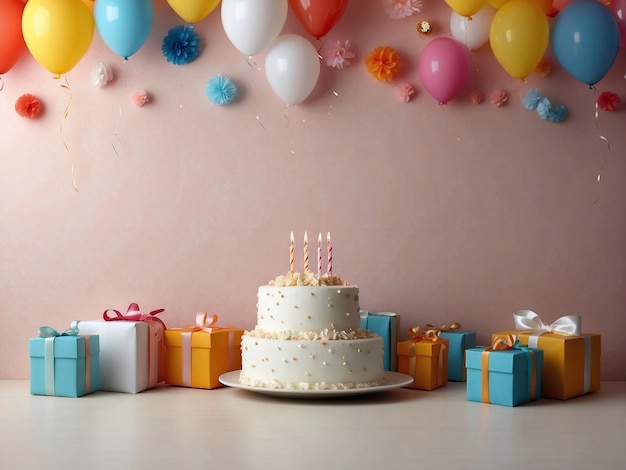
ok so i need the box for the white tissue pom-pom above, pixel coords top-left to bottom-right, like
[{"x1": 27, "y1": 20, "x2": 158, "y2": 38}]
[{"x1": 92, "y1": 63, "x2": 113, "y2": 88}]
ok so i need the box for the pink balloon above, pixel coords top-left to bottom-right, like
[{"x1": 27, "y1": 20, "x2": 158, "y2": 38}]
[
  {"x1": 418, "y1": 37, "x2": 470, "y2": 105},
  {"x1": 611, "y1": 0, "x2": 626, "y2": 47}
]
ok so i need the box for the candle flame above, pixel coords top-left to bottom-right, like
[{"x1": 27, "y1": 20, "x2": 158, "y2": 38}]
[
  {"x1": 304, "y1": 232, "x2": 308, "y2": 245},
  {"x1": 327, "y1": 232, "x2": 331, "y2": 244},
  {"x1": 318, "y1": 232, "x2": 322, "y2": 245},
  {"x1": 290, "y1": 231, "x2": 294, "y2": 245}
]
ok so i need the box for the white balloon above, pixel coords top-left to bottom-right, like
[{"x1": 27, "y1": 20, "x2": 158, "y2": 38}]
[
  {"x1": 449, "y1": 6, "x2": 496, "y2": 51},
  {"x1": 265, "y1": 34, "x2": 321, "y2": 105},
  {"x1": 221, "y1": 0, "x2": 288, "y2": 56}
]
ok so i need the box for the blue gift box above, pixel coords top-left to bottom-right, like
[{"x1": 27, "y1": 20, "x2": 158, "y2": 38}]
[
  {"x1": 29, "y1": 327, "x2": 100, "y2": 398},
  {"x1": 439, "y1": 330, "x2": 476, "y2": 381},
  {"x1": 466, "y1": 345, "x2": 543, "y2": 407},
  {"x1": 359, "y1": 310, "x2": 399, "y2": 371}
]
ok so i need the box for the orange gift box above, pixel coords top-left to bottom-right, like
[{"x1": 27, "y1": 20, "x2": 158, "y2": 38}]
[
  {"x1": 397, "y1": 327, "x2": 449, "y2": 390},
  {"x1": 165, "y1": 313, "x2": 242, "y2": 389},
  {"x1": 493, "y1": 310, "x2": 601, "y2": 400}
]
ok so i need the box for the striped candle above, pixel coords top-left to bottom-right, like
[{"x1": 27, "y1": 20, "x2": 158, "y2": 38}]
[
  {"x1": 290, "y1": 231, "x2": 294, "y2": 273},
  {"x1": 317, "y1": 233, "x2": 322, "y2": 275},
  {"x1": 327, "y1": 232, "x2": 332, "y2": 275},
  {"x1": 303, "y1": 231, "x2": 309, "y2": 272}
]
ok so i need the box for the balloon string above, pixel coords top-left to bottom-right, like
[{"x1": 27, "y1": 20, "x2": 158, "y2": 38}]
[
  {"x1": 327, "y1": 90, "x2": 339, "y2": 117},
  {"x1": 591, "y1": 88, "x2": 610, "y2": 205},
  {"x1": 0, "y1": 76, "x2": 4, "y2": 92},
  {"x1": 247, "y1": 56, "x2": 266, "y2": 131},
  {"x1": 112, "y1": 58, "x2": 128, "y2": 157},
  {"x1": 56, "y1": 74, "x2": 78, "y2": 192}
]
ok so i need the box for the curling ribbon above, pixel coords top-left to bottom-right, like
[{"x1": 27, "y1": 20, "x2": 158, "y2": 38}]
[
  {"x1": 424, "y1": 322, "x2": 462, "y2": 334},
  {"x1": 55, "y1": 75, "x2": 78, "y2": 192},
  {"x1": 180, "y1": 313, "x2": 237, "y2": 386},
  {"x1": 103, "y1": 303, "x2": 166, "y2": 385},
  {"x1": 38, "y1": 323, "x2": 80, "y2": 395},
  {"x1": 247, "y1": 55, "x2": 266, "y2": 131},
  {"x1": 481, "y1": 335, "x2": 536, "y2": 404}
]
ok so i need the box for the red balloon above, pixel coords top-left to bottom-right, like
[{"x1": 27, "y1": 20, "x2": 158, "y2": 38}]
[
  {"x1": 289, "y1": 0, "x2": 349, "y2": 39},
  {"x1": 0, "y1": 0, "x2": 27, "y2": 74}
]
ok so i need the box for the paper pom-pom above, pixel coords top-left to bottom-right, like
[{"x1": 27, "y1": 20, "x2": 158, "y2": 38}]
[
  {"x1": 15, "y1": 94, "x2": 42, "y2": 118},
  {"x1": 522, "y1": 88, "x2": 542, "y2": 110},
  {"x1": 534, "y1": 57, "x2": 551, "y2": 77},
  {"x1": 598, "y1": 91, "x2": 619, "y2": 112},
  {"x1": 536, "y1": 97, "x2": 551, "y2": 120},
  {"x1": 130, "y1": 90, "x2": 149, "y2": 107},
  {"x1": 92, "y1": 62, "x2": 113, "y2": 88},
  {"x1": 548, "y1": 104, "x2": 567, "y2": 122},
  {"x1": 162, "y1": 25, "x2": 200, "y2": 65},
  {"x1": 490, "y1": 89, "x2": 508, "y2": 107},
  {"x1": 470, "y1": 91, "x2": 483, "y2": 105},
  {"x1": 394, "y1": 82, "x2": 415, "y2": 103},
  {"x1": 384, "y1": 0, "x2": 422, "y2": 19},
  {"x1": 206, "y1": 75, "x2": 238, "y2": 105},
  {"x1": 365, "y1": 46, "x2": 402, "y2": 81},
  {"x1": 322, "y1": 39, "x2": 355, "y2": 69}
]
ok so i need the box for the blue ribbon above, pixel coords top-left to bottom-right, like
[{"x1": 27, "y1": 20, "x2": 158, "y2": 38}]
[{"x1": 38, "y1": 323, "x2": 80, "y2": 395}]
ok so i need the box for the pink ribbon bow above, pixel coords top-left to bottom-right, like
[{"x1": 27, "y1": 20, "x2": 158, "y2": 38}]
[{"x1": 103, "y1": 303, "x2": 166, "y2": 330}]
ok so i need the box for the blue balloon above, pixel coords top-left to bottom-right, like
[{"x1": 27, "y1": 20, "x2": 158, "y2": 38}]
[
  {"x1": 94, "y1": 0, "x2": 154, "y2": 59},
  {"x1": 550, "y1": 0, "x2": 620, "y2": 86}
]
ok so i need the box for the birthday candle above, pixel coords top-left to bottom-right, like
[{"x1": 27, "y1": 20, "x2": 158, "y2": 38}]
[
  {"x1": 290, "y1": 231, "x2": 294, "y2": 273},
  {"x1": 303, "y1": 232, "x2": 309, "y2": 272},
  {"x1": 327, "y1": 232, "x2": 332, "y2": 275},
  {"x1": 317, "y1": 233, "x2": 322, "y2": 275}
]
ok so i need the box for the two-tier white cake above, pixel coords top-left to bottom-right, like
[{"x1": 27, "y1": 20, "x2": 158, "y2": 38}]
[{"x1": 239, "y1": 272, "x2": 385, "y2": 390}]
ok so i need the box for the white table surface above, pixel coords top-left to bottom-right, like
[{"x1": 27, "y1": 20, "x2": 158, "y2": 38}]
[{"x1": 1, "y1": 379, "x2": 624, "y2": 470}]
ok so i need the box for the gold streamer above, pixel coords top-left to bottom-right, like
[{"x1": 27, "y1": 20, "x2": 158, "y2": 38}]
[
  {"x1": 55, "y1": 74, "x2": 78, "y2": 192},
  {"x1": 592, "y1": 88, "x2": 611, "y2": 204}
]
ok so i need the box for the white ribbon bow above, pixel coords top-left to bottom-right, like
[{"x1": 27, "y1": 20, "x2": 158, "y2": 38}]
[{"x1": 513, "y1": 310, "x2": 581, "y2": 337}]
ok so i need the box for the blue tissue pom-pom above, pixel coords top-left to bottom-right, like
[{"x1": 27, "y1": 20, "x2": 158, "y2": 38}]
[
  {"x1": 162, "y1": 25, "x2": 200, "y2": 66},
  {"x1": 548, "y1": 104, "x2": 568, "y2": 122},
  {"x1": 206, "y1": 75, "x2": 238, "y2": 105},
  {"x1": 536, "y1": 97, "x2": 551, "y2": 120},
  {"x1": 522, "y1": 88, "x2": 542, "y2": 110}
]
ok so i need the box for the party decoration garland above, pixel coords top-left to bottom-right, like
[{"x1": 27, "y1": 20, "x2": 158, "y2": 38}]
[
  {"x1": 365, "y1": 46, "x2": 402, "y2": 81},
  {"x1": 162, "y1": 25, "x2": 200, "y2": 66},
  {"x1": 15, "y1": 93, "x2": 43, "y2": 118},
  {"x1": 522, "y1": 88, "x2": 567, "y2": 122},
  {"x1": 206, "y1": 75, "x2": 238, "y2": 105}
]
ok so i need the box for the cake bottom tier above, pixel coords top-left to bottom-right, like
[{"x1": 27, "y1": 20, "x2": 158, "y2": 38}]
[{"x1": 239, "y1": 335, "x2": 385, "y2": 390}]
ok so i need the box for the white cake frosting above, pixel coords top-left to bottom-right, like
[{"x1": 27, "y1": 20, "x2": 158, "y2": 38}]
[{"x1": 240, "y1": 272, "x2": 385, "y2": 390}]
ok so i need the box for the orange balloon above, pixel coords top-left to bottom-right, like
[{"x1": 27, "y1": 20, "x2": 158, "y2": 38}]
[
  {"x1": 289, "y1": 0, "x2": 349, "y2": 39},
  {"x1": 0, "y1": 0, "x2": 27, "y2": 74}
]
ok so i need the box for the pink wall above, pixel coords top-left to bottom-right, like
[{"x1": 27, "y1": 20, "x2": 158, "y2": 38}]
[{"x1": 1, "y1": 1, "x2": 625, "y2": 380}]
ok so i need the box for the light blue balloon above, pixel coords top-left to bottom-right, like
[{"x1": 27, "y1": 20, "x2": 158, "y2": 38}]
[
  {"x1": 95, "y1": 0, "x2": 154, "y2": 59},
  {"x1": 550, "y1": 0, "x2": 620, "y2": 87}
]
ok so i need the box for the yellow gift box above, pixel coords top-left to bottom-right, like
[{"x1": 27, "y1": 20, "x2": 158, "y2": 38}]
[
  {"x1": 397, "y1": 327, "x2": 449, "y2": 390},
  {"x1": 165, "y1": 313, "x2": 242, "y2": 389},
  {"x1": 493, "y1": 310, "x2": 601, "y2": 400}
]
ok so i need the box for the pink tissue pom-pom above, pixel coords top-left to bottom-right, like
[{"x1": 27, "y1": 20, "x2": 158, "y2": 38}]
[
  {"x1": 130, "y1": 90, "x2": 149, "y2": 107},
  {"x1": 384, "y1": 0, "x2": 423, "y2": 19},
  {"x1": 470, "y1": 91, "x2": 483, "y2": 105},
  {"x1": 394, "y1": 82, "x2": 415, "y2": 103},
  {"x1": 322, "y1": 39, "x2": 355, "y2": 69},
  {"x1": 490, "y1": 89, "x2": 508, "y2": 107},
  {"x1": 598, "y1": 91, "x2": 619, "y2": 112}
]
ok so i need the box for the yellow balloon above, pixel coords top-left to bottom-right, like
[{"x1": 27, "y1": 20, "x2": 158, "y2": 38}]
[
  {"x1": 445, "y1": 0, "x2": 490, "y2": 17},
  {"x1": 489, "y1": 0, "x2": 508, "y2": 8},
  {"x1": 489, "y1": 0, "x2": 549, "y2": 80},
  {"x1": 166, "y1": 0, "x2": 222, "y2": 24},
  {"x1": 22, "y1": 0, "x2": 94, "y2": 75}
]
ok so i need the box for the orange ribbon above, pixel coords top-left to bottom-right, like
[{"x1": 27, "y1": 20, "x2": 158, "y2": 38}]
[
  {"x1": 408, "y1": 326, "x2": 440, "y2": 342},
  {"x1": 481, "y1": 335, "x2": 536, "y2": 404},
  {"x1": 407, "y1": 326, "x2": 447, "y2": 388},
  {"x1": 424, "y1": 322, "x2": 461, "y2": 334}
]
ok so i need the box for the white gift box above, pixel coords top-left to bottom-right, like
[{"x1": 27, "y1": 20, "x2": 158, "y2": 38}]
[{"x1": 78, "y1": 320, "x2": 160, "y2": 393}]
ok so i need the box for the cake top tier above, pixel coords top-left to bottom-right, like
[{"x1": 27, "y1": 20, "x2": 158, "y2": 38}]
[{"x1": 269, "y1": 272, "x2": 350, "y2": 287}]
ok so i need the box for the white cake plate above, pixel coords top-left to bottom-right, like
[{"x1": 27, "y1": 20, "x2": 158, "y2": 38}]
[{"x1": 218, "y1": 371, "x2": 414, "y2": 399}]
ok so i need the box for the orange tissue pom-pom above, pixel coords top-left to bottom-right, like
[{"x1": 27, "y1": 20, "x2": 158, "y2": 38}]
[
  {"x1": 365, "y1": 46, "x2": 402, "y2": 81},
  {"x1": 15, "y1": 94, "x2": 43, "y2": 119}
]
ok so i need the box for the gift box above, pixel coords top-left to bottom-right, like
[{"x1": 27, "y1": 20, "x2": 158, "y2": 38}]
[
  {"x1": 29, "y1": 324, "x2": 100, "y2": 397},
  {"x1": 164, "y1": 313, "x2": 243, "y2": 389},
  {"x1": 466, "y1": 336, "x2": 544, "y2": 407},
  {"x1": 397, "y1": 327, "x2": 448, "y2": 390},
  {"x1": 492, "y1": 310, "x2": 601, "y2": 400},
  {"x1": 427, "y1": 323, "x2": 476, "y2": 382},
  {"x1": 78, "y1": 303, "x2": 166, "y2": 393},
  {"x1": 360, "y1": 310, "x2": 399, "y2": 371}
]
